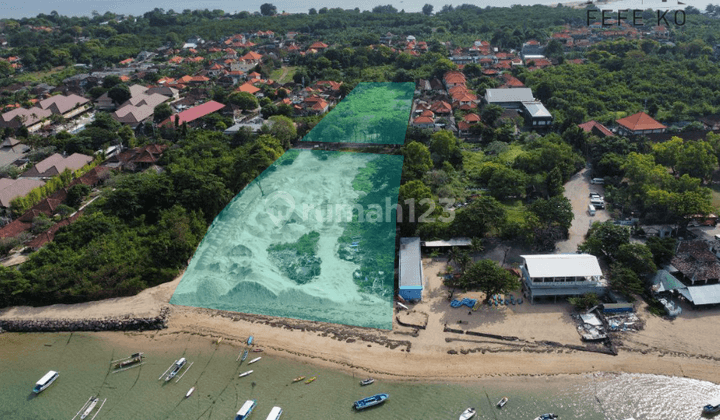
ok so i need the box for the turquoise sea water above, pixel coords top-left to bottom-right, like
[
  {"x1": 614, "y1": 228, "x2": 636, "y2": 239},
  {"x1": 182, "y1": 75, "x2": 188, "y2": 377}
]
[{"x1": 1, "y1": 331, "x2": 719, "y2": 420}]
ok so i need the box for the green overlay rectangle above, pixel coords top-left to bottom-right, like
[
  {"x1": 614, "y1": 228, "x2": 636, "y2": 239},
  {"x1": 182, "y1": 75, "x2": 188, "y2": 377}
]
[
  {"x1": 170, "y1": 150, "x2": 403, "y2": 330},
  {"x1": 301, "y1": 82, "x2": 414, "y2": 145}
]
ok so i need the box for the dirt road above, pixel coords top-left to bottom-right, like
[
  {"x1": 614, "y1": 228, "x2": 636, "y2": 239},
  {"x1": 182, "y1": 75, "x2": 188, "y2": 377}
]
[{"x1": 555, "y1": 168, "x2": 610, "y2": 254}]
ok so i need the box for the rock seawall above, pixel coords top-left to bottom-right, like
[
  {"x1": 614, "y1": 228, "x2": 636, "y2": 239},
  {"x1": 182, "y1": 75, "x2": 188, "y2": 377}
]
[{"x1": 0, "y1": 307, "x2": 169, "y2": 332}]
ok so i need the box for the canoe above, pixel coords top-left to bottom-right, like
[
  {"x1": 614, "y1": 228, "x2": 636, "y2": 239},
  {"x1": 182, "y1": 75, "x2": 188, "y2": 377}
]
[{"x1": 186, "y1": 387, "x2": 195, "y2": 398}]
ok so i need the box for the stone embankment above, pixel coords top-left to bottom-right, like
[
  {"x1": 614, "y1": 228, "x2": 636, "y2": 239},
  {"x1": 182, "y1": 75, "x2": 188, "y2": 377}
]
[{"x1": 0, "y1": 307, "x2": 169, "y2": 332}]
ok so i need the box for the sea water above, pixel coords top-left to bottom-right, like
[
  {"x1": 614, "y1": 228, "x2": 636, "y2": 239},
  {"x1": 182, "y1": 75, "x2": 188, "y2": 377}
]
[{"x1": 0, "y1": 331, "x2": 718, "y2": 419}]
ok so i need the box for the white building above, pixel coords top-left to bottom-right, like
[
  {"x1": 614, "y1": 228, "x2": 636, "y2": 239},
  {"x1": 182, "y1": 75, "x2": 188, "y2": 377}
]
[{"x1": 521, "y1": 254, "x2": 607, "y2": 303}]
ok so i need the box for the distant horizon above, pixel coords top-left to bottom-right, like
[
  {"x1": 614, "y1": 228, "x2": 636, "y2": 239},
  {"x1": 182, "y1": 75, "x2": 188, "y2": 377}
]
[{"x1": 0, "y1": 0, "x2": 712, "y2": 21}]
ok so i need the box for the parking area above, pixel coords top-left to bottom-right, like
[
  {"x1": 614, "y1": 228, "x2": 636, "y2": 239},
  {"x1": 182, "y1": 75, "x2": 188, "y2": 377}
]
[{"x1": 555, "y1": 167, "x2": 611, "y2": 254}]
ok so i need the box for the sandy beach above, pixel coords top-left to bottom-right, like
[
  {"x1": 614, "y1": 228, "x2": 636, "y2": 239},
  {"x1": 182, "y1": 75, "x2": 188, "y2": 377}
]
[{"x1": 2, "y1": 258, "x2": 720, "y2": 384}]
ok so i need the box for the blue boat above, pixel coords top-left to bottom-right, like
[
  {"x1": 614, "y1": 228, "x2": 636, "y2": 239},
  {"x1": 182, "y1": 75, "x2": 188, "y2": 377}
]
[
  {"x1": 247, "y1": 336, "x2": 254, "y2": 346},
  {"x1": 353, "y1": 393, "x2": 389, "y2": 410}
]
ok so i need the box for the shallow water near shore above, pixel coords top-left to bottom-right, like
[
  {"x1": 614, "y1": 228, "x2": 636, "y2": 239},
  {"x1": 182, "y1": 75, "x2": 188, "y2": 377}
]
[{"x1": 0, "y1": 332, "x2": 717, "y2": 420}]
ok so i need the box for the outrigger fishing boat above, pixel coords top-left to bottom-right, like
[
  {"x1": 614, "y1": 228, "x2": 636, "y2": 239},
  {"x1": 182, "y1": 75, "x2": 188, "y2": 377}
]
[
  {"x1": 292, "y1": 376, "x2": 306, "y2": 382},
  {"x1": 165, "y1": 358, "x2": 187, "y2": 382},
  {"x1": 114, "y1": 353, "x2": 144, "y2": 369},
  {"x1": 360, "y1": 378, "x2": 375, "y2": 386},
  {"x1": 248, "y1": 357, "x2": 261, "y2": 365},
  {"x1": 80, "y1": 398, "x2": 99, "y2": 420},
  {"x1": 239, "y1": 370, "x2": 253, "y2": 378}
]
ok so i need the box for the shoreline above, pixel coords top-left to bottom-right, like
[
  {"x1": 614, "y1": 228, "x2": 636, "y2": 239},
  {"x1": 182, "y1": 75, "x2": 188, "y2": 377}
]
[{"x1": 2, "y1": 263, "x2": 720, "y2": 385}]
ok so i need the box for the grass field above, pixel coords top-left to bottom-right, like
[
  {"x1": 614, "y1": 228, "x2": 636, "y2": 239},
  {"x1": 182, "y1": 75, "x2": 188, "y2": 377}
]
[{"x1": 270, "y1": 66, "x2": 297, "y2": 84}]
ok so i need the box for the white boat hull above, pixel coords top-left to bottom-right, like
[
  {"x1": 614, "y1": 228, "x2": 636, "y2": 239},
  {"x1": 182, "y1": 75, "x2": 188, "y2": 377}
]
[{"x1": 186, "y1": 387, "x2": 195, "y2": 398}]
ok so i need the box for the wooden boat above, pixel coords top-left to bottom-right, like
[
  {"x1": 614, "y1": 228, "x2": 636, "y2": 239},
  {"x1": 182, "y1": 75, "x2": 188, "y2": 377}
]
[
  {"x1": 305, "y1": 376, "x2": 316, "y2": 384},
  {"x1": 496, "y1": 396, "x2": 508, "y2": 408},
  {"x1": 241, "y1": 350, "x2": 249, "y2": 362},
  {"x1": 80, "y1": 397, "x2": 99, "y2": 419},
  {"x1": 360, "y1": 378, "x2": 375, "y2": 386},
  {"x1": 239, "y1": 370, "x2": 253, "y2": 378},
  {"x1": 115, "y1": 353, "x2": 144, "y2": 369},
  {"x1": 459, "y1": 407, "x2": 476, "y2": 420},
  {"x1": 353, "y1": 393, "x2": 388, "y2": 410},
  {"x1": 703, "y1": 397, "x2": 720, "y2": 414},
  {"x1": 252, "y1": 348, "x2": 264, "y2": 352},
  {"x1": 248, "y1": 357, "x2": 261, "y2": 365},
  {"x1": 186, "y1": 387, "x2": 195, "y2": 398},
  {"x1": 292, "y1": 376, "x2": 306, "y2": 382},
  {"x1": 247, "y1": 336, "x2": 254, "y2": 345}
]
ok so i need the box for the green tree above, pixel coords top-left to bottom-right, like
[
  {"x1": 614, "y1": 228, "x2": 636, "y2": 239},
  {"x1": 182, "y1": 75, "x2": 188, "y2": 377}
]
[
  {"x1": 429, "y1": 130, "x2": 460, "y2": 167},
  {"x1": 402, "y1": 141, "x2": 432, "y2": 181},
  {"x1": 578, "y1": 221, "x2": 630, "y2": 260},
  {"x1": 66, "y1": 184, "x2": 91, "y2": 209},
  {"x1": 646, "y1": 236, "x2": 677, "y2": 266},
  {"x1": 676, "y1": 141, "x2": 717, "y2": 182},
  {"x1": 481, "y1": 104, "x2": 504, "y2": 127},
  {"x1": 153, "y1": 103, "x2": 173, "y2": 123},
  {"x1": 265, "y1": 115, "x2": 297, "y2": 148},
  {"x1": 422, "y1": 4, "x2": 433, "y2": 15},
  {"x1": 568, "y1": 293, "x2": 600, "y2": 311},
  {"x1": 610, "y1": 262, "x2": 644, "y2": 299},
  {"x1": 616, "y1": 243, "x2": 657, "y2": 277},
  {"x1": 228, "y1": 92, "x2": 259, "y2": 111},
  {"x1": 546, "y1": 166, "x2": 564, "y2": 197},
  {"x1": 260, "y1": 3, "x2": 277, "y2": 15},
  {"x1": 458, "y1": 259, "x2": 519, "y2": 301},
  {"x1": 529, "y1": 195, "x2": 573, "y2": 232},
  {"x1": 451, "y1": 195, "x2": 506, "y2": 238},
  {"x1": 108, "y1": 84, "x2": 131, "y2": 105}
]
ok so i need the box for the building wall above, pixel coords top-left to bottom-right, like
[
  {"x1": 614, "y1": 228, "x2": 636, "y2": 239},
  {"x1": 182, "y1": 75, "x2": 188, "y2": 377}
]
[{"x1": 399, "y1": 286, "x2": 422, "y2": 301}]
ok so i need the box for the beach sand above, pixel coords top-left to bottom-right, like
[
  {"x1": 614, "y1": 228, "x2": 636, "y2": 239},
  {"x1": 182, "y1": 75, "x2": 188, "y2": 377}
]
[{"x1": 2, "y1": 259, "x2": 720, "y2": 384}]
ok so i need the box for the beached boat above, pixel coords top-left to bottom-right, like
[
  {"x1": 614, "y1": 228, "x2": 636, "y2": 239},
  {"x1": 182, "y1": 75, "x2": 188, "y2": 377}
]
[
  {"x1": 459, "y1": 407, "x2": 476, "y2": 420},
  {"x1": 33, "y1": 370, "x2": 59, "y2": 394},
  {"x1": 186, "y1": 387, "x2": 195, "y2": 398},
  {"x1": 703, "y1": 397, "x2": 720, "y2": 414},
  {"x1": 115, "y1": 353, "x2": 144, "y2": 369},
  {"x1": 165, "y1": 358, "x2": 186, "y2": 382},
  {"x1": 305, "y1": 376, "x2": 316, "y2": 384},
  {"x1": 235, "y1": 399, "x2": 256, "y2": 420},
  {"x1": 497, "y1": 397, "x2": 508, "y2": 408},
  {"x1": 360, "y1": 378, "x2": 375, "y2": 386},
  {"x1": 533, "y1": 414, "x2": 558, "y2": 420},
  {"x1": 80, "y1": 397, "x2": 99, "y2": 419},
  {"x1": 241, "y1": 350, "x2": 249, "y2": 362},
  {"x1": 247, "y1": 336, "x2": 254, "y2": 345},
  {"x1": 248, "y1": 357, "x2": 261, "y2": 365},
  {"x1": 265, "y1": 406, "x2": 283, "y2": 420},
  {"x1": 292, "y1": 376, "x2": 306, "y2": 382},
  {"x1": 239, "y1": 370, "x2": 253, "y2": 378},
  {"x1": 353, "y1": 393, "x2": 388, "y2": 410},
  {"x1": 252, "y1": 348, "x2": 264, "y2": 352}
]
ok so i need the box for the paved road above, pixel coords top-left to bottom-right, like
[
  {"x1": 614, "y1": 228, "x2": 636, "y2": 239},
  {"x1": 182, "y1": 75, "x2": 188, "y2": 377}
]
[{"x1": 555, "y1": 167, "x2": 610, "y2": 254}]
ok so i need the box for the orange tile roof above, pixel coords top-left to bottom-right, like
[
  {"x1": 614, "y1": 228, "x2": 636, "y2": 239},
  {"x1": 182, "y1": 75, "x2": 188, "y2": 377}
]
[
  {"x1": 616, "y1": 112, "x2": 666, "y2": 131},
  {"x1": 309, "y1": 42, "x2": 328, "y2": 49},
  {"x1": 578, "y1": 120, "x2": 613, "y2": 137},
  {"x1": 463, "y1": 113, "x2": 481, "y2": 123},
  {"x1": 236, "y1": 83, "x2": 260, "y2": 94}
]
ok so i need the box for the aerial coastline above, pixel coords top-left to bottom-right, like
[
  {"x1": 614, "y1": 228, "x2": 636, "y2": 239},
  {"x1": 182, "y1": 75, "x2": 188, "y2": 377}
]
[{"x1": 3, "y1": 262, "x2": 720, "y2": 384}]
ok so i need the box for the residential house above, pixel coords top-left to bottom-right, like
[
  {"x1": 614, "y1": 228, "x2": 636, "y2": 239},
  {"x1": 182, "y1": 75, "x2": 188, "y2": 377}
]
[
  {"x1": 0, "y1": 137, "x2": 30, "y2": 168},
  {"x1": 38, "y1": 94, "x2": 90, "y2": 119},
  {"x1": 484, "y1": 88, "x2": 535, "y2": 109},
  {"x1": 20, "y1": 153, "x2": 93, "y2": 179},
  {"x1": 660, "y1": 240, "x2": 720, "y2": 306},
  {"x1": 521, "y1": 254, "x2": 607, "y2": 303},
  {"x1": 615, "y1": 112, "x2": 667, "y2": 136},
  {"x1": 521, "y1": 40, "x2": 546, "y2": 61},
  {"x1": 160, "y1": 100, "x2": 226, "y2": 127},
  {"x1": 699, "y1": 114, "x2": 720, "y2": 131},
  {"x1": 521, "y1": 101, "x2": 553, "y2": 129},
  {"x1": 429, "y1": 101, "x2": 452, "y2": 115},
  {"x1": 578, "y1": 120, "x2": 613, "y2": 137},
  {"x1": 104, "y1": 144, "x2": 168, "y2": 172},
  {"x1": 0, "y1": 107, "x2": 52, "y2": 132},
  {"x1": 0, "y1": 178, "x2": 45, "y2": 208}
]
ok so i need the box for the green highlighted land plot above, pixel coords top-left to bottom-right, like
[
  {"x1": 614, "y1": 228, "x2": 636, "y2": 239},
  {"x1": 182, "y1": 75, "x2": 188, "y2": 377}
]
[
  {"x1": 302, "y1": 82, "x2": 414, "y2": 145},
  {"x1": 170, "y1": 150, "x2": 403, "y2": 330}
]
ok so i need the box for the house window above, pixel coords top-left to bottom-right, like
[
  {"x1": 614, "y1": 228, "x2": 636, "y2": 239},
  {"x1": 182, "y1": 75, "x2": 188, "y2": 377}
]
[
  {"x1": 538, "y1": 120, "x2": 546, "y2": 125},
  {"x1": 533, "y1": 121, "x2": 538, "y2": 126}
]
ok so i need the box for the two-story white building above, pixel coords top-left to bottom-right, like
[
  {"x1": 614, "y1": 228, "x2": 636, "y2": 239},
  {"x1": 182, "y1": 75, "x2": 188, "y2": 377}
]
[{"x1": 521, "y1": 254, "x2": 607, "y2": 303}]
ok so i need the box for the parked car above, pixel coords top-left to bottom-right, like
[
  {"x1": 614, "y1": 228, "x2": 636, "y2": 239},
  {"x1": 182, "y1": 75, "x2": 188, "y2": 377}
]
[
  {"x1": 589, "y1": 192, "x2": 603, "y2": 200},
  {"x1": 590, "y1": 178, "x2": 605, "y2": 184},
  {"x1": 590, "y1": 198, "x2": 605, "y2": 209}
]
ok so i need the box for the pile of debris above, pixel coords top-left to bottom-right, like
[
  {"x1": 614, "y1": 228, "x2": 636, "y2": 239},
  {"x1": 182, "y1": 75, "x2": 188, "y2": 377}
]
[
  {"x1": 605, "y1": 312, "x2": 643, "y2": 332},
  {"x1": 574, "y1": 313, "x2": 607, "y2": 342}
]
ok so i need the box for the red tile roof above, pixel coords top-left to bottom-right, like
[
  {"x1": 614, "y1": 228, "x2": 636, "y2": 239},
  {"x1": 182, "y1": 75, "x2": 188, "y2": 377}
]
[
  {"x1": 463, "y1": 113, "x2": 481, "y2": 123},
  {"x1": 236, "y1": 83, "x2": 260, "y2": 94},
  {"x1": 161, "y1": 100, "x2": 226, "y2": 127},
  {"x1": 578, "y1": 120, "x2": 613, "y2": 137},
  {"x1": 616, "y1": 112, "x2": 666, "y2": 132}
]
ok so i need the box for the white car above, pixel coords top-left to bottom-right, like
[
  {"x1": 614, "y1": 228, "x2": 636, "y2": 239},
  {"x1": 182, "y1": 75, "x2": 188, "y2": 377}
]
[{"x1": 590, "y1": 178, "x2": 605, "y2": 184}]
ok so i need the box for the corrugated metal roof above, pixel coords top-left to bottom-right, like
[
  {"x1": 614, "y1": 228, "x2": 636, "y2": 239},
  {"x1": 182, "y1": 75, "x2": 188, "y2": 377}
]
[
  {"x1": 521, "y1": 254, "x2": 602, "y2": 278},
  {"x1": 484, "y1": 88, "x2": 534, "y2": 104},
  {"x1": 651, "y1": 269, "x2": 686, "y2": 292},
  {"x1": 522, "y1": 101, "x2": 552, "y2": 118},
  {"x1": 422, "y1": 238, "x2": 472, "y2": 247},
  {"x1": 686, "y1": 284, "x2": 720, "y2": 305},
  {"x1": 399, "y1": 237, "x2": 422, "y2": 288}
]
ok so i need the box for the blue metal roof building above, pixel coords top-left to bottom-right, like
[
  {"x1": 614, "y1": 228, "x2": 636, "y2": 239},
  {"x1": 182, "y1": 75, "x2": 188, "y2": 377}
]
[{"x1": 399, "y1": 237, "x2": 423, "y2": 301}]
